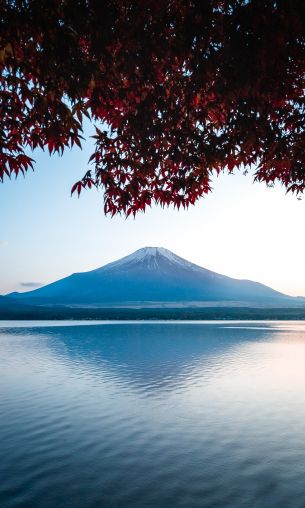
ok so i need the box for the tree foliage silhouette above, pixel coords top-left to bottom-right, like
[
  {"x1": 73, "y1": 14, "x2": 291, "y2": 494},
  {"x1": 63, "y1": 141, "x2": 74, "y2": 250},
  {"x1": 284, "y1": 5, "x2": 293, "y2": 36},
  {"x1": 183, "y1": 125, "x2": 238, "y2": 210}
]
[{"x1": 1, "y1": 0, "x2": 304, "y2": 215}]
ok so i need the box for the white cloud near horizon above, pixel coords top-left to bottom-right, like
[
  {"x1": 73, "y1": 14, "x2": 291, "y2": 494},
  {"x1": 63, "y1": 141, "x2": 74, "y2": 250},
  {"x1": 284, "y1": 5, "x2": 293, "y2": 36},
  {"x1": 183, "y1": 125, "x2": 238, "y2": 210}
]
[{"x1": 20, "y1": 282, "x2": 43, "y2": 288}]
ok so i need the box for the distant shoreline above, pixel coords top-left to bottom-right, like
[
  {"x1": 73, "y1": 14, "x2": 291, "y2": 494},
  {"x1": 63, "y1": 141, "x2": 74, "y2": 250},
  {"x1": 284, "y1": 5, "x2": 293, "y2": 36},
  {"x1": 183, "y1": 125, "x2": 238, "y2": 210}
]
[{"x1": 1, "y1": 306, "x2": 305, "y2": 321}]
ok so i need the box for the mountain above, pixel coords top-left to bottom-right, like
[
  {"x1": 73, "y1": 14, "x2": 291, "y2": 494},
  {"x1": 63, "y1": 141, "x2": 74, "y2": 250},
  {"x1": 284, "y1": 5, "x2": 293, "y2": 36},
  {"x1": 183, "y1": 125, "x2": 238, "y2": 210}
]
[{"x1": 7, "y1": 247, "x2": 300, "y2": 308}]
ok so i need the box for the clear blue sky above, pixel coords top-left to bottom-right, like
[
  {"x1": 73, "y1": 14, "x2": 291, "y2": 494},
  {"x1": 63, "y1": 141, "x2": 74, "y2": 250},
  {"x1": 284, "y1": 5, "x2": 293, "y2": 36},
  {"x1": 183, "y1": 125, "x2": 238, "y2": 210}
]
[{"x1": 1, "y1": 129, "x2": 305, "y2": 296}]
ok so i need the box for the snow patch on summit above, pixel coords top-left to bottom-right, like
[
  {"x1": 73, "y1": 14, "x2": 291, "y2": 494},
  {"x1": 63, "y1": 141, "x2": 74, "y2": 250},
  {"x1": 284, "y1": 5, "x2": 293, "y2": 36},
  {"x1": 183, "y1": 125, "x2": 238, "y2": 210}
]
[{"x1": 99, "y1": 247, "x2": 206, "y2": 273}]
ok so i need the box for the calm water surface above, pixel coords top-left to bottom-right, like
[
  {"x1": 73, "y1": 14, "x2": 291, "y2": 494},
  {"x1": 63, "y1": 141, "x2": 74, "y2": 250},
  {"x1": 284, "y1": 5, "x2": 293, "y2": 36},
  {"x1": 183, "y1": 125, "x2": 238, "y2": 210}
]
[{"x1": 1, "y1": 321, "x2": 305, "y2": 507}]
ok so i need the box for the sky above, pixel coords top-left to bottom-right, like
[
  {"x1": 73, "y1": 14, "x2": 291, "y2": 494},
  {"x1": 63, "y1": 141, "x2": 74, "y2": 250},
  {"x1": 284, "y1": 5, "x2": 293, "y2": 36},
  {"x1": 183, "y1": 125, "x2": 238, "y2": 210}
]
[{"x1": 1, "y1": 130, "x2": 305, "y2": 297}]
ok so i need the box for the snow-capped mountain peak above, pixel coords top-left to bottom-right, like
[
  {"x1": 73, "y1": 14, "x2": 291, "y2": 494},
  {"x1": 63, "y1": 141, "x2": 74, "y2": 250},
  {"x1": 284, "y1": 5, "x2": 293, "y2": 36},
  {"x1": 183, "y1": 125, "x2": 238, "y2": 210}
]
[
  {"x1": 100, "y1": 247, "x2": 204, "y2": 272},
  {"x1": 8, "y1": 246, "x2": 289, "y2": 306}
]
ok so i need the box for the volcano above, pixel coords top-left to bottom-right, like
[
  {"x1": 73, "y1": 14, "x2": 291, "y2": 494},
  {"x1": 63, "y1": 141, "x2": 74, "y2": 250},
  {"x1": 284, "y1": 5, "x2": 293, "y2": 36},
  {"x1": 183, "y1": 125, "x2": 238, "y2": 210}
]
[{"x1": 8, "y1": 247, "x2": 297, "y2": 308}]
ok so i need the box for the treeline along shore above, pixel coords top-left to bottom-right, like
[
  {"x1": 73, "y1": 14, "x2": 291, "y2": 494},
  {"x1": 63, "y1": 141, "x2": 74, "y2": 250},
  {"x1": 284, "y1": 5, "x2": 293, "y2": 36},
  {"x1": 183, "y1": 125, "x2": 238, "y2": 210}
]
[{"x1": 1, "y1": 303, "x2": 305, "y2": 321}]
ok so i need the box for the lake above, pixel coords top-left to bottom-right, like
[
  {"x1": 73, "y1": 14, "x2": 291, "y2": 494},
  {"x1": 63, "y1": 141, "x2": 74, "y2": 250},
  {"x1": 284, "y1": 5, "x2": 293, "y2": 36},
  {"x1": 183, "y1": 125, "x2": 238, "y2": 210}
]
[{"x1": 1, "y1": 321, "x2": 305, "y2": 507}]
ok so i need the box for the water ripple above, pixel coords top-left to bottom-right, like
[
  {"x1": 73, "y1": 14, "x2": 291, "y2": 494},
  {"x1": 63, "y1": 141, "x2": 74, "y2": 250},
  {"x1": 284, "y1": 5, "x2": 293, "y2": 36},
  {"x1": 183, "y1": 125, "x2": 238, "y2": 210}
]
[{"x1": 1, "y1": 322, "x2": 305, "y2": 507}]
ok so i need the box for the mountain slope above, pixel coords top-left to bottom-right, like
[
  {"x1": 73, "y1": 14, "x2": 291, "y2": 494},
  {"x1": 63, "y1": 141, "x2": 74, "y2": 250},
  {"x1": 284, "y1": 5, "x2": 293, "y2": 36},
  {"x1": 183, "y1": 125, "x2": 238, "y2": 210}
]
[{"x1": 7, "y1": 247, "x2": 297, "y2": 307}]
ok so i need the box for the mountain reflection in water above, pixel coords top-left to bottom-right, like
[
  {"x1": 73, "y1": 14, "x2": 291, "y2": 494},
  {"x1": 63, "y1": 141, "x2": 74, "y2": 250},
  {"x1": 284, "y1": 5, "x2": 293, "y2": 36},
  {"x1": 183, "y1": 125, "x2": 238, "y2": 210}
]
[{"x1": 1, "y1": 321, "x2": 305, "y2": 508}]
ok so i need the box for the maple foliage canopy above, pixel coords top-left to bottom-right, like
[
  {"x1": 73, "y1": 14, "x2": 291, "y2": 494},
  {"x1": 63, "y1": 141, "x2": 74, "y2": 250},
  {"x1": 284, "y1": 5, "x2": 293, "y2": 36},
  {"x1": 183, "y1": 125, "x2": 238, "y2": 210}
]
[{"x1": 1, "y1": 0, "x2": 305, "y2": 215}]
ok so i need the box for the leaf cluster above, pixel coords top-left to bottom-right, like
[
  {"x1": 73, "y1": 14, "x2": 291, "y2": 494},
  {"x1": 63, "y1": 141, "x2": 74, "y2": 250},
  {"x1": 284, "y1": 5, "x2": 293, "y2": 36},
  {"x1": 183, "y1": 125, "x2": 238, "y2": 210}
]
[{"x1": 1, "y1": 0, "x2": 304, "y2": 214}]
